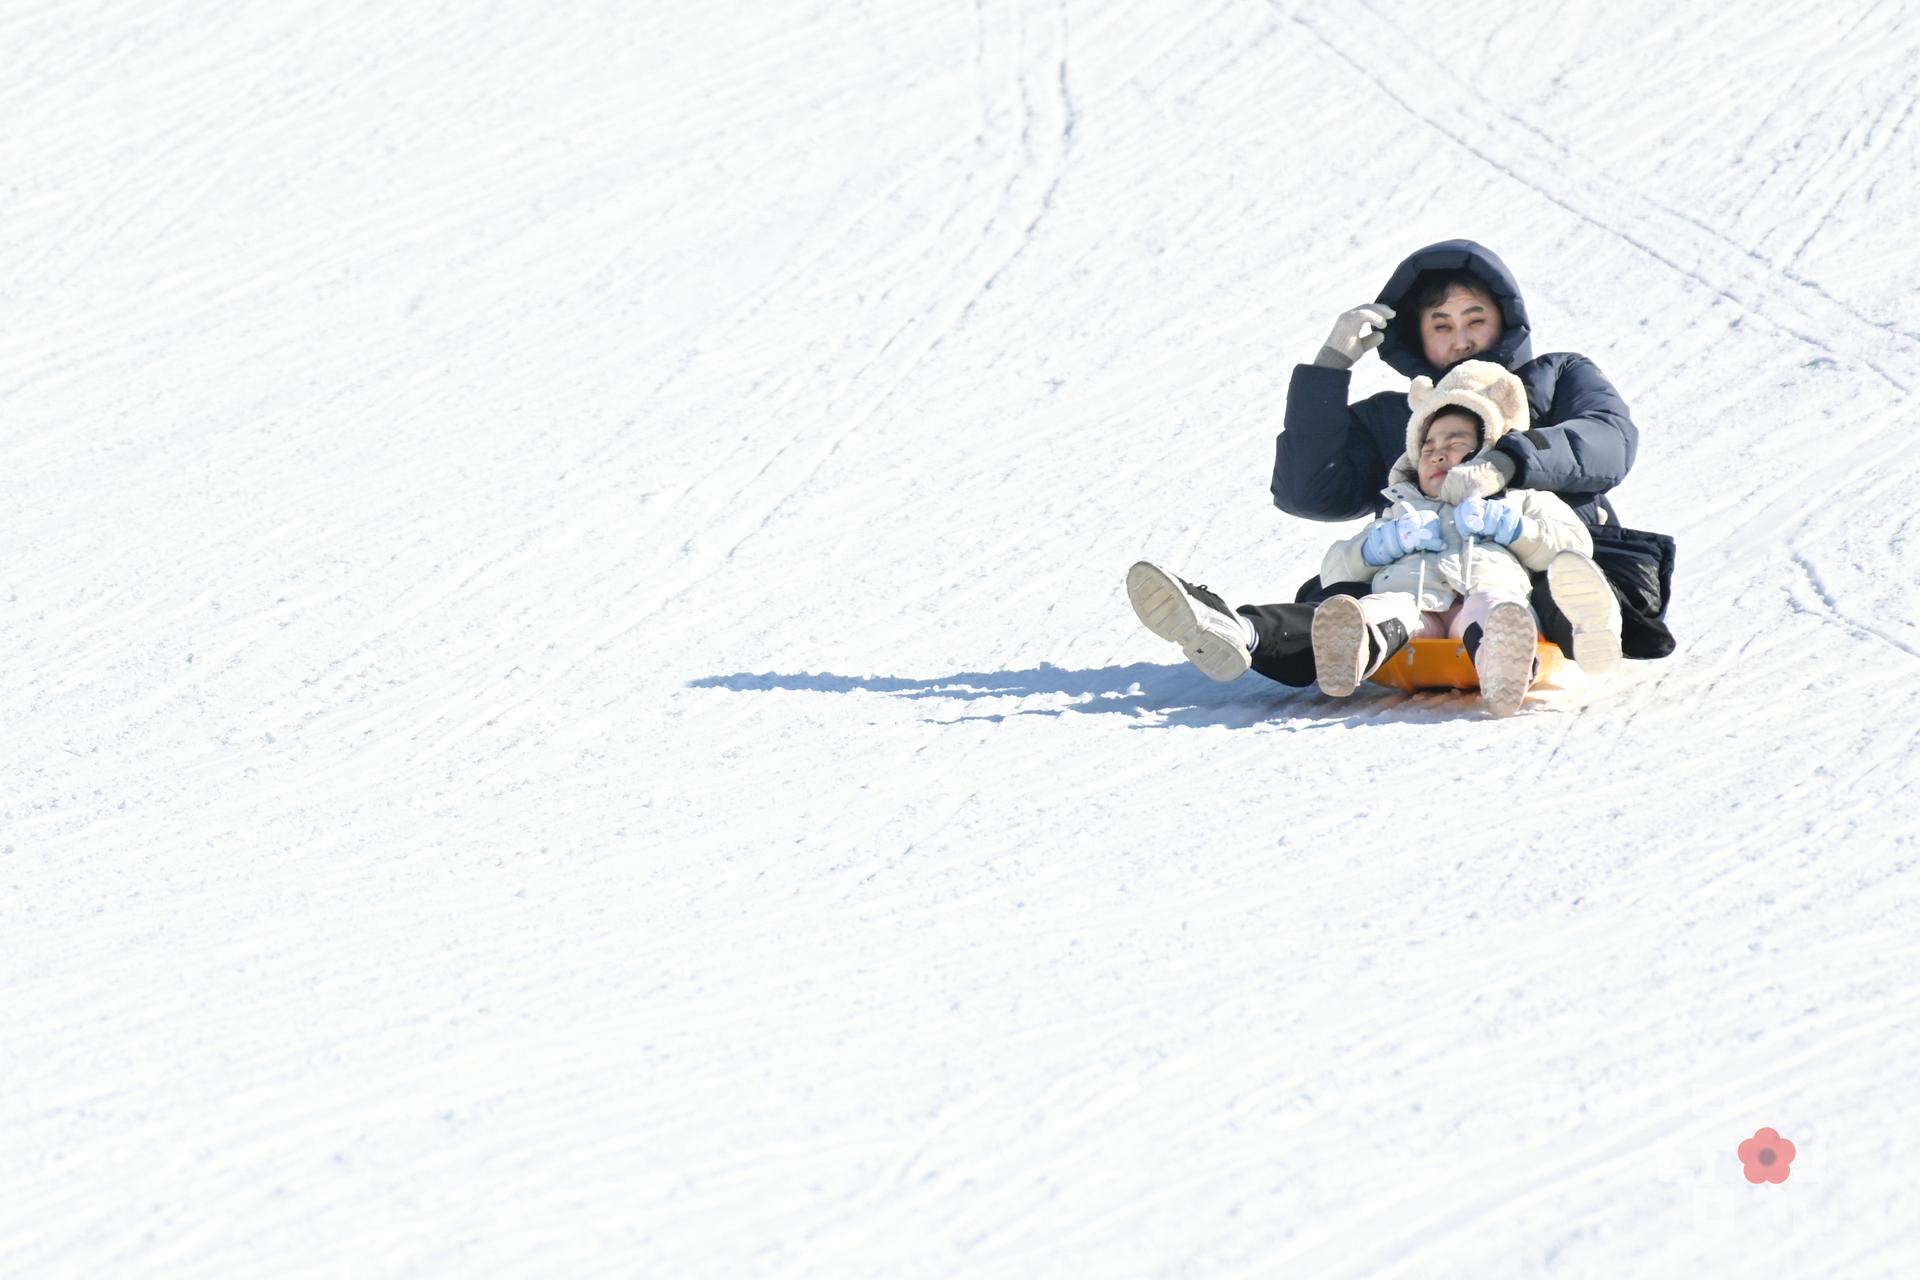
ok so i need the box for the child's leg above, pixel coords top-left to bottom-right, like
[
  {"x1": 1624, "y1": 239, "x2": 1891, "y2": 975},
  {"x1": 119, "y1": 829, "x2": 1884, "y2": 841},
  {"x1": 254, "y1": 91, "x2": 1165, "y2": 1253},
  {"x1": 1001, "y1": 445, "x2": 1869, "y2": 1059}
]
[
  {"x1": 1409, "y1": 599, "x2": 1457, "y2": 640},
  {"x1": 1312, "y1": 592, "x2": 1420, "y2": 697},
  {"x1": 1448, "y1": 588, "x2": 1536, "y2": 642},
  {"x1": 1452, "y1": 588, "x2": 1539, "y2": 717},
  {"x1": 1361, "y1": 591, "x2": 1442, "y2": 638}
]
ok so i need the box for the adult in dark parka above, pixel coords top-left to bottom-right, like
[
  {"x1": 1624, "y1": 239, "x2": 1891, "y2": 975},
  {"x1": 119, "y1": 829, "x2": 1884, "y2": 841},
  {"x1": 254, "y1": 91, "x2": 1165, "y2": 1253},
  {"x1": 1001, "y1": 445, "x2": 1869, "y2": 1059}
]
[
  {"x1": 1275, "y1": 239, "x2": 1633, "y2": 526},
  {"x1": 1127, "y1": 239, "x2": 1676, "y2": 690}
]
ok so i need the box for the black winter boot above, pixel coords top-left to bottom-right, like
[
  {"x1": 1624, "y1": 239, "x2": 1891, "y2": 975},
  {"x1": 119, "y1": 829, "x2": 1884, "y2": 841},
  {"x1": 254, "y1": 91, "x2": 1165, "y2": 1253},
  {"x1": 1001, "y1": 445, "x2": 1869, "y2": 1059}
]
[{"x1": 1126, "y1": 561, "x2": 1252, "y2": 682}]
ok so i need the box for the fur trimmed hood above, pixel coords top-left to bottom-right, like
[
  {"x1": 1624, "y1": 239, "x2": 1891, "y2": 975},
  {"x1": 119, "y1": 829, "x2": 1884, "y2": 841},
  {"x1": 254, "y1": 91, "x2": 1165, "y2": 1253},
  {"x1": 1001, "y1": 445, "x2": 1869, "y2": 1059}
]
[{"x1": 1389, "y1": 359, "x2": 1531, "y2": 487}]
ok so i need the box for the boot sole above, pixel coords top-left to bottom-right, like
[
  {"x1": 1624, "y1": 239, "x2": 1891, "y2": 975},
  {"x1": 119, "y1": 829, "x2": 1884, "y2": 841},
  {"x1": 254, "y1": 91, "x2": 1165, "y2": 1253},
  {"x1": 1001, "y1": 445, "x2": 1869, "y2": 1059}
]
[
  {"x1": 1126, "y1": 561, "x2": 1249, "y2": 682},
  {"x1": 1548, "y1": 552, "x2": 1623, "y2": 674},
  {"x1": 1477, "y1": 600, "x2": 1537, "y2": 717},
  {"x1": 1311, "y1": 595, "x2": 1369, "y2": 697}
]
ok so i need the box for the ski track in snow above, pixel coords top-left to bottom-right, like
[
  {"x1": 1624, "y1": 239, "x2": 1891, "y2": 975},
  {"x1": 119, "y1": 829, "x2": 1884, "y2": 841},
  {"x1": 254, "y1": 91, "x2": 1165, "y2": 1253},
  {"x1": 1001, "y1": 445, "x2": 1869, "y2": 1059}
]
[{"x1": 4, "y1": 1, "x2": 1919, "y2": 1276}]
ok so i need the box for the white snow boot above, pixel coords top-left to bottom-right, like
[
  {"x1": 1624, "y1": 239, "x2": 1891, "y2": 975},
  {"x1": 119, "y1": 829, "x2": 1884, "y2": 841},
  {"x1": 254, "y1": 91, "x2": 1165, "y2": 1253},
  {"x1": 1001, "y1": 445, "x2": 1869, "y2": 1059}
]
[
  {"x1": 1126, "y1": 561, "x2": 1251, "y2": 682},
  {"x1": 1473, "y1": 599, "x2": 1539, "y2": 717},
  {"x1": 1311, "y1": 594, "x2": 1411, "y2": 697},
  {"x1": 1547, "y1": 551, "x2": 1623, "y2": 675}
]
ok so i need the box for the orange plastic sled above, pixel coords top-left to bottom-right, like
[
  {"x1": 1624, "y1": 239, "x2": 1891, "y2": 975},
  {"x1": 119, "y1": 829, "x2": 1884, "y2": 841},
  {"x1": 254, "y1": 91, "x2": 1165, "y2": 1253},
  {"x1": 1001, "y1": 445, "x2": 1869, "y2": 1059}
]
[{"x1": 1367, "y1": 637, "x2": 1567, "y2": 693}]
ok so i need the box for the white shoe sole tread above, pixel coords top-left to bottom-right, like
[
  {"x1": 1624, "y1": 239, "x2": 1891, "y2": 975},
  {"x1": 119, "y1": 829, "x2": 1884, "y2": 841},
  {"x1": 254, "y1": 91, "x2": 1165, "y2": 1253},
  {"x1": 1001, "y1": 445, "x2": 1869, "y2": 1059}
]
[
  {"x1": 1127, "y1": 562, "x2": 1249, "y2": 683},
  {"x1": 1476, "y1": 601, "x2": 1537, "y2": 717},
  {"x1": 1311, "y1": 595, "x2": 1369, "y2": 697},
  {"x1": 1548, "y1": 553, "x2": 1624, "y2": 675}
]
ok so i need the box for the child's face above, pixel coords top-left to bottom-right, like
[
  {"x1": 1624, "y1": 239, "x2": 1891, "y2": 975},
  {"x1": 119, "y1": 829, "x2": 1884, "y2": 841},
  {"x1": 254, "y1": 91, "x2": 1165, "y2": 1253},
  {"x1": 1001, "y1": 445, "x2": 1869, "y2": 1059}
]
[
  {"x1": 1416, "y1": 412, "x2": 1482, "y2": 497},
  {"x1": 1419, "y1": 285, "x2": 1502, "y2": 369}
]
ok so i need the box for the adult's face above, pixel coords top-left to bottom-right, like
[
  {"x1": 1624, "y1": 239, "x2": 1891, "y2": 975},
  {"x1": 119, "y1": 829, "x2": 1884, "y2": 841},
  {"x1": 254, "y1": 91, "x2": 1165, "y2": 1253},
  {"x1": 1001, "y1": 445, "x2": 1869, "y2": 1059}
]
[{"x1": 1419, "y1": 284, "x2": 1502, "y2": 369}]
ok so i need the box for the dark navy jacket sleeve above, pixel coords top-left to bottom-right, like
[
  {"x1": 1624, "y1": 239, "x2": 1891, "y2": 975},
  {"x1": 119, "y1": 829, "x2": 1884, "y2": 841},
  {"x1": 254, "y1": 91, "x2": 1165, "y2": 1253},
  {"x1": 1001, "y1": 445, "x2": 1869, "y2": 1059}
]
[
  {"x1": 1271, "y1": 365, "x2": 1395, "y2": 522},
  {"x1": 1497, "y1": 353, "x2": 1638, "y2": 499}
]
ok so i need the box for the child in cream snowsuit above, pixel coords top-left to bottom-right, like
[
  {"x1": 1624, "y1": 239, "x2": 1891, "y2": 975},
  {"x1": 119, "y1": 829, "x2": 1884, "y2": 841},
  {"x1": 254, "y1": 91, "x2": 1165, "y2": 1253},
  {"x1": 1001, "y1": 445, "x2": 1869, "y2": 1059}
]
[{"x1": 1311, "y1": 360, "x2": 1593, "y2": 715}]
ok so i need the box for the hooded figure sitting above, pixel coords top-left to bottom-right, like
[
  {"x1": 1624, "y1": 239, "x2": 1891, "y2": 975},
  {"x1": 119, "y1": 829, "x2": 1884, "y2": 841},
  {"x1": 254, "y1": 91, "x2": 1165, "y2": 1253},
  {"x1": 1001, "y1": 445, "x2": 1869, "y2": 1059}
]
[
  {"x1": 1309, "y1": 360, "x2": 1595, "y2": 716},
  {"x1": 1125, "y1": 240, "x2": 1672, "y2": 705}
]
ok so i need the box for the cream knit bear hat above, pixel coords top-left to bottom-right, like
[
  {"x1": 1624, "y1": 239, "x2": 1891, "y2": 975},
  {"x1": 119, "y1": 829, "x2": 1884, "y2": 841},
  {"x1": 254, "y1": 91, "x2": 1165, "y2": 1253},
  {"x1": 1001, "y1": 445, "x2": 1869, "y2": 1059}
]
[{"x1": 1401, "y1": 359, "x2": 1531, "y2": 475}]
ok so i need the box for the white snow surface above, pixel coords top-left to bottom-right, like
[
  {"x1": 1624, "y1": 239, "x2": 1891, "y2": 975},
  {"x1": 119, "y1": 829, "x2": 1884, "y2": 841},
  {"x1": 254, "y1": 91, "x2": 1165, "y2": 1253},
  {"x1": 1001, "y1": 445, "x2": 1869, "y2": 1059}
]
[{"x1": 5, "y1": 2, "x2": 1919, "y2": 1276}]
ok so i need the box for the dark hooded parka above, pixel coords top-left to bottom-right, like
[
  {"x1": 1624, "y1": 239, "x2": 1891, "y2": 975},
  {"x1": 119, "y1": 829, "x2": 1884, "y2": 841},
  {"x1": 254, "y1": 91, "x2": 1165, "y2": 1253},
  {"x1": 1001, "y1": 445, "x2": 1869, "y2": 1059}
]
[{"x1": 1271, "y1": 240, "x2": 1638, "y2": 527}]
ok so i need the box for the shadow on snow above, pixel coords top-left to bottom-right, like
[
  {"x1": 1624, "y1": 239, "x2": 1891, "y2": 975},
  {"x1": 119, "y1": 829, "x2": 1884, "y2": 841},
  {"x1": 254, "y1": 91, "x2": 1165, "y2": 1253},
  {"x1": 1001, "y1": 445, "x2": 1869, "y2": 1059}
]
[{"x1": 688, "y1": 662, "x2": 1482, "y2": 730}]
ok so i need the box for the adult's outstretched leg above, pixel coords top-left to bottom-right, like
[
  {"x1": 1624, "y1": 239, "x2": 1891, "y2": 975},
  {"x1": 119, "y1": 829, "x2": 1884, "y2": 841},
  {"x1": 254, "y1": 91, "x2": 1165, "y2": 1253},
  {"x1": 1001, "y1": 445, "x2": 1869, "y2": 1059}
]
[{"x1": 1126, "y1": 562, "x2": 1253, "y2": 682}]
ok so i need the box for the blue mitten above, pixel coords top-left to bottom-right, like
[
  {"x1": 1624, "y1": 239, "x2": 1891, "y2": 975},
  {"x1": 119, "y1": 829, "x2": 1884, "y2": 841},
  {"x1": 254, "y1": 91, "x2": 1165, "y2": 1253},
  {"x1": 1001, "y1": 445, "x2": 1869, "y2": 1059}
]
[
  {"x1": 1363, "y1": 508, "x2": 1444, "y2": 566},
  {"x1": 1453, "y1": 495, "x2": 1525, "y2": 545}
]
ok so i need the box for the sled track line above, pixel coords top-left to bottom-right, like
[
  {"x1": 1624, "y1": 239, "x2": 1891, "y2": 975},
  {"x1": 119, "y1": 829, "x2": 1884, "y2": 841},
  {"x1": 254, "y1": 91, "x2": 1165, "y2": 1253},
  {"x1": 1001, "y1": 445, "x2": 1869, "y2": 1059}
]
[
  {"x1": 1283, "y1": 4, "x2": 1918, "y2": 395},
  {"x1": 1785, "y1": 85, "x2": 1918, "y2": 275},
  {"x1": 1789, "y1": 550, "x2": 1920, "y2": 662},
  {"x1": 710, "y1": 1, "x2": 1075, "y2": 538},
  {"x1": 586, "y1": 3, "x2": 1080, "y2": 693}
]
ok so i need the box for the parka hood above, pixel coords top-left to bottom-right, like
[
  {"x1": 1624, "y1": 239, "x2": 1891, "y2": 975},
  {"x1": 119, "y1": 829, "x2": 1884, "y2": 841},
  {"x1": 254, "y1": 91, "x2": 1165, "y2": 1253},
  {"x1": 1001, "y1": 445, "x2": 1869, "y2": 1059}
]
[{"x1": 1374, "y1": 239, "x2": 1533, "y2": 380}]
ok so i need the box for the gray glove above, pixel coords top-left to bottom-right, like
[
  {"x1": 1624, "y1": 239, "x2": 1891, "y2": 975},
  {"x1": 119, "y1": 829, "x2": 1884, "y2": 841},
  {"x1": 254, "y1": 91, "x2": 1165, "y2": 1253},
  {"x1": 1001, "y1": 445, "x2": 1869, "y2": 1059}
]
[
  {"x1": 1312, "y1": 303, "x2": 1397, "y2": 370},
  {"x1": 1437, "y1": 451, "x2": 1517, "y2": 505}
]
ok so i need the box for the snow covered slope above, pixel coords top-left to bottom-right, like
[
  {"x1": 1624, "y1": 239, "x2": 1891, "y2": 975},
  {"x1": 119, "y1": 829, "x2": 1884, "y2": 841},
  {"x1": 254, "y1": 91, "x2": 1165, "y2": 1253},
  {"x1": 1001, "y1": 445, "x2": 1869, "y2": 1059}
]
[{"x1": 5, "y1": 1, "x2": 1918, "y2": 1275}]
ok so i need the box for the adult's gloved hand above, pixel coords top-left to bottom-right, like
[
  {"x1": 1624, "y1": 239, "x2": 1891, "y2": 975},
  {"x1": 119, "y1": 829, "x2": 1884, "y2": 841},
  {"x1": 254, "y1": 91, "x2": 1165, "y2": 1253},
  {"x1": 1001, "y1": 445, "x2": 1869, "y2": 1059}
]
[
  {"x1": 1362, "y1": 507, "x2": 1445, "y2": 566},
  {"x1": 1452, "y1": 494, "x2": 1526, "y2": 545},
  {"x1": 1436, "y1": 452, "x2": 1516, "y2": 505},
  {"x1": 1313, "y1": 304, "x2": 1397, "y2": 370}
]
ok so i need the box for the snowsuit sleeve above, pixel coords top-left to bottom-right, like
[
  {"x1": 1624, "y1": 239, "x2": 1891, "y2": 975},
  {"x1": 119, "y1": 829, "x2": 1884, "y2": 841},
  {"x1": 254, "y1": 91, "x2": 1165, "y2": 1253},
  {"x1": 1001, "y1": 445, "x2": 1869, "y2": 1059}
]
[
  {"x1": 1320, "y1": 522, "x2": 1379, "y2": 589},
  {"x1": 1271, "y1": 365, "x2": 1394, "y2": 522},
  {"x1": 1495, "y1": 353, "x2": 1638, "y2": 499},
  {"x1": 1506, "y1": 490, "x2": 1594, "y2": 572}
]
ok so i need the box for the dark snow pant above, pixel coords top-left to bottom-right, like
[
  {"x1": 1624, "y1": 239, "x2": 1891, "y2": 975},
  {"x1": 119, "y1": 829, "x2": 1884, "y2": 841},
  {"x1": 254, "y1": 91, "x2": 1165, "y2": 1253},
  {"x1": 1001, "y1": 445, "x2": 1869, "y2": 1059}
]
[
  {"x1": 1239, "y1": 526, "x2": 1677, "y2": 688},
  {"x1": 1235, "y1": 595, "x2": 1326, "y2": 688}
]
